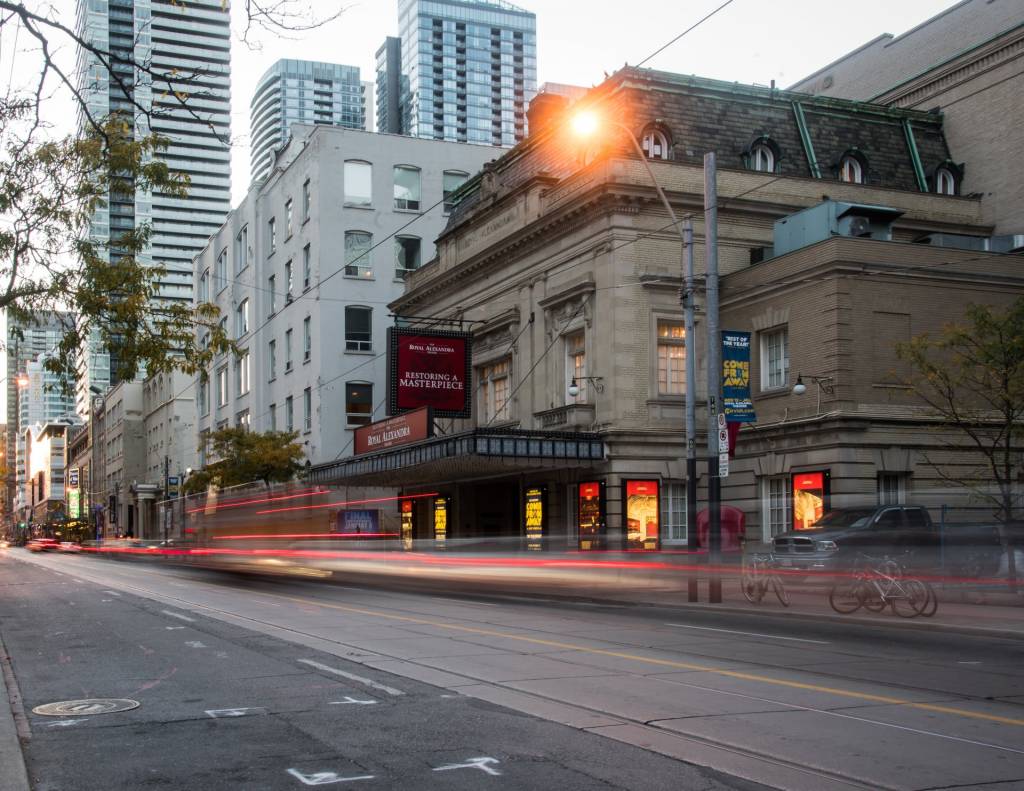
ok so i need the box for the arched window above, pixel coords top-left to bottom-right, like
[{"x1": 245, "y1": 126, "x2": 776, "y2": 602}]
[
  {"x1": 750, "y1": 143, "x2": 774, "y2": 173},
  {"x1": 838, "y1": 154, "x2": 864, "y2": 184},
  {"x1": 935, "y1": 167, "x2": 956, "y2": 196},
  {"x1": 641, "y1": 128, "x2": 669, "y2": 160}
]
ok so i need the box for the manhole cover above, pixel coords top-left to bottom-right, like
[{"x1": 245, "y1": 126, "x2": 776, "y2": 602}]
[{"x1": 33, "y1": 698, "x2": 140, "y2": 717}]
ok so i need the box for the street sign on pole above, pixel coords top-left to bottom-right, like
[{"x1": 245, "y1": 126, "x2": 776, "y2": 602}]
[
  {"x1": 717, "y1": 413, "x2": 726, "y2": 430},
  {"x1": 718, "y1": 429, "x2": 729, "y2": 452},
  {"x1": 719, "y1": 452, "x2": 730, "y2": 478}
]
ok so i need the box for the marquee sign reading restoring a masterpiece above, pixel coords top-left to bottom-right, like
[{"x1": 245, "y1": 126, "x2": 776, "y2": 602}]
[{"x1": 387, "y1": 327, "x2": 472, "y2": 418}]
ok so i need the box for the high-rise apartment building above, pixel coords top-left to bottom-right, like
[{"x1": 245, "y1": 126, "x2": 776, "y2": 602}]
[
  {"x1": 375, "y1": 37, "x2": 405, "y2": 134},
  {"x1": 250, "y1": 60, "x2": 371, "y2": 182},
  {"x1": 390, "y1": 0, "x2": 537, "y2": 146},
  {"x1": 74, "y1": 0, "x2": 231, "y2": 410}
]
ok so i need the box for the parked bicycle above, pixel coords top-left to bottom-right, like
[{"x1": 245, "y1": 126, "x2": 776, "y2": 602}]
[
  {"x1": 741, "y1": 552, "x2": 790, "y2": 606},
  {"x1": 828, "y1": 554, "x2": 937, "y2": 617}
]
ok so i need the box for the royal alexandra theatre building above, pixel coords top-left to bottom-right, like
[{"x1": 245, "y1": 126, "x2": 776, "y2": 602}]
[{"x1": 308, "y1": 67, "x2": 1022, "y2": 551}]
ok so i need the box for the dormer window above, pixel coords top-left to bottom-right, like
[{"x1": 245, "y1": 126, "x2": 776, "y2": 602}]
[
  {"x1": 838, "y1": 153, "x2": 864, "y2": 184},
  {"x1": 935, "y1": 166, "x2": 956, "y2": 195},
  {"x1": 750, "y1": 142, "x2": 774, "y2": 173},
  {"x1": 641, "y1": 128, "x2": 669, "y2": 160}
]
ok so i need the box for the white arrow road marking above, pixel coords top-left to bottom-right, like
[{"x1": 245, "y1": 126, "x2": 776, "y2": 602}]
[
  {"x1": 47, "y1": 719, "x2": 89, "y2": 728},
  {"x1": 298, "y1": 659, "x2": 405, "y2": 696},
  {"x1": 433, "y1": 757, "x2": 502, "y2": 776},
  {"x1": 286, "y1": 769, "x2": 375, "y2": 785},
  {"x1": 162, "y1": 610, "x2": 195, "y2": 622},
  {"x1": 205, "y1": 707, "x2": 267, "y2": 718},
  {"x1": 328, "y1": 697, "x2": 377, "y2": 706},
  {"x1": 185, "y1": 641, "x2": 207, "y2": 649}
]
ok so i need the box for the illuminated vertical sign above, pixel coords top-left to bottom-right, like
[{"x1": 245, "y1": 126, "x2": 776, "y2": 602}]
[
  {"x1": 67, "y1": 489, "x2": 81, "y2": 519},
  {"x1": 792, "y1": 471, "x2": 828, "y2": 530},
  {"x1": 433, "y1": 496, "x2": 448, "y2": 547},
  {"x1": 578, "y1": 481, "x2": 605, "y2": 551},
  {"x1": 400, "y1": 499, "x2": 414, "y2": 550},
  {"x1": 624, "y1": 480, "x2": 660, "y2": 551},
  {"x1": 524, "y1": 486, "x2": 545, "y2": 551}
]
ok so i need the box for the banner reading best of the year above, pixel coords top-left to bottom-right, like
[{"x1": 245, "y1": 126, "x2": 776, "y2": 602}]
[{"x1": 721, "y1": 330, "x2": 756, "y2": 423}]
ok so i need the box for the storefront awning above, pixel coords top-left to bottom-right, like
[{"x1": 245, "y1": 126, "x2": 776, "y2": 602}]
[{"x1": 308, "y1": 428, "x2": 606, "y2": 487}]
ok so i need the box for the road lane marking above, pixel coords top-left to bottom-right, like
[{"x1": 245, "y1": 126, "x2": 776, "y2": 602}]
[
  {"x1": 329, "y1": 697, "x2": 376, "y2": 705},
  {"x1": 287, "y1": 769, "x2": 375, "y2": 785},
  {"x1": 103, "y1": 590, "x2": 121, "y2": 596},
  {"x1": 185, "y1": 641, "x2": 207, "y2": 649},
  {"x1": 162, "y1": 610, "x2": 195, "y2": 623},
  {"x1": 297, "y1": 659, "x2": 405, "y2": 696},
  {"x1": 433, "y1": 757, "x2": 501, "y2": 776},
  {"x1": 664, "y1": 623, "x2": 830, "y2": 645},
  {"x1": 431, "y1": 596, "x2": 496, "y2": 607},
  {"x1": 206, "y1": 707, "x2": 267, "y2": 718}
]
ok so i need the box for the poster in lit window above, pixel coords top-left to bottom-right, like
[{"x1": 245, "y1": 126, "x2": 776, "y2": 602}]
[
  {"x1": 792, "y1": 471, "x2": 828, "y2": 530},
  {"x1": 524, "y1": 486, "x2": 545, "y2": 551},
  {"x1": 433, "y1": 496, "x2": 448, "y2": 546},
  {"x1": 624, "y1": 480, "x2": 660, "y2": 550},
  {"x1": 400, "y1": 499, "x2": 413, "y2": 550},
  {"x1": 578, "y1": 481, "x2": 605, "y2": 551},
  {"x1": 336, "y1": 509, "x2": 380, "y2": 534}
]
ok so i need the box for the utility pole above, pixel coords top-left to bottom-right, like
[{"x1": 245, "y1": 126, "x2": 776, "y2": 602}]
[
  {"x1": 704, "y1": 152, "x2": 723, "y2": 603},
  {"x1": 684, "y1": 219, "x2": 699, "y2": 603},
  {"x1": 163, "y1": 455, "x2": 169, "y2": 546}
]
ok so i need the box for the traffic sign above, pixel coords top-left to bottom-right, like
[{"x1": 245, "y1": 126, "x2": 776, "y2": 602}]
[
  {"x1": 718, "y1": 429, "x2": 729, "y2": 452},
  {"x1": 718, "y1": 451, "x2": 730, "y2": 478},
  {"x1": 717, "y1": 413, "x2": 726, "y2": 429}
]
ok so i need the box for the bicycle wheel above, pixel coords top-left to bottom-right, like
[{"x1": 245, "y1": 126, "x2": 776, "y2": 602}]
[
  {"x1": 919, "y1": 581, "x2": 938, "y2": 617},
  {"x1": 829, "y1": 582, "x2": 863, "y2": 614},
  {"x1": 892, "y1": 579, "x2": 930, "y2": 617},
  {"x1": 861, "y1": 583, "x2": 888, "y2": 613},
  {"x1": 772, "y1": 575, "x2": 790, "y2": 607},
  {"x1": 740, "y1": 559, "x2": 764, "y2": 604}
]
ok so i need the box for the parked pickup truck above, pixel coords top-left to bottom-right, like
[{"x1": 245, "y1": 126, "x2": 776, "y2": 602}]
[{"x1": 771, "y1": 505, "x2": 1006, "y2": 577}]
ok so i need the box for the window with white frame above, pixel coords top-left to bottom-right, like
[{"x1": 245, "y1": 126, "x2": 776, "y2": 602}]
[
  {"x1": 344, "y1": 160, "x2": 372, "y2": 207},
  {"x1": 267, "y1": 274, "x2": 277, "y2": 315},
  {"x1": 302, "y1": 178, "x2": 310, "y2": 220},
  {"x1": 236, "y1": 298, "x2": 249, "y2": 337},
  {"x1": 443, "y1": 170, "x2": 469, "y2": 213},
  {"x1": 760, "y1": 327, "x2": 789, "y2": 390},
  {"x1": 565, "y1": 330, "x2": 586, "y2": 404},
  {"x1": 215, "y1": 248, "x2": 228, "y2": 291},
  {"x1": 393, "y1": 165, "x2": 421, "y2": 210},
  {"x1": 346, "y1": 382, "x2": 373, "y2": 426},
  {"x1": 479, "y1": 358, "x2": 510, "y2": 424},
  {"x1": 762, "y1": 476, "x2": 789, "y2": 539},
  {"x1": 302, "y1": 244, "x2": 311, "y2": 290},
  {"x1": 345, "y1": 306, "x2": 372, "y2": 351},
  {"x1": 268, "y1": 403, "x2": 277, "y2": 431},
  {"x1": 233, "y1": 226, "x2": 248, "y2": 274},
  {"x1": 642, "y1": 128, "x2": 668, "y2": 159},
  {"x1": 216, "y1": 365, "x2": 228, "y2": 407},
  {"x1": 657, "y1": 320, "x2": 686, "y2": 395},
  {"x1": 394, "y1": 236, "x2": 421, "y2": 278},
  {"x1": 935, "y1": 167, "x2": 956, "y2": 196},
  {"x1": 877, "y1": 473, "x2": 906, "y2": 505},
  {"x1": 236, "y1": 408, "x2": 250, "y2": 431},
  {"x1": 284, "y1": 260, "x2": 294, "y2": 299},
  {"x1": 285, "y1": 199, "x2": 293, "y2": 238},
  {"x1": 750, "y1": 142, "x2": 774, "y2": 173},
  {"x1": 838, "y1": 154, "x2": 864, "y2": 184},
  {"x1": 285, "y1": 328, "x2": 293, "y2": 371},
  {"x1": 198, "y1": 269, "x2": 209, "y2": 303},
  {"x1": 344, "y1": 231, "x2": 373, "y2": 277},
  {"x1": 267, "y1": 216, "x2": 276, "y2": 255},
  {"x1": 660, "y1": 481, "x2": 687, "y2": 541},
  {"x1": 198, "y1": 377, "x2": 210, "y2": 416},
  {"x1": 234, "y1": 350, "x2": 250, "y2": 395},
  {"x1": 303, "y1": 316, "x2": 311, "y2": 361},
  {"x1": 285, "y1": 396, "x2": 294, "y2": 432},
  {"x1": 303, "y1": 387, "x2": 312, "y2": 432},
  {"x1": 268, "y1": 339, "x2": 277, "y2": 380}
]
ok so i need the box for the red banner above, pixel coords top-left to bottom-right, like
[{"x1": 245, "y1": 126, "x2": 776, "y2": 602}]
[
  {"x1": 354, "y1": 407, "x2": 432, "y2": 455},
  {"x1": 388, "y1": 328, "x2": 472, "y2": 418}
]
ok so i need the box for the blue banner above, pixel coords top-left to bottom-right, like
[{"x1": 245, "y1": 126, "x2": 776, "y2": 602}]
[
  {"x1": 722, "y1": 331, "x2": 756, "y2": 423},
  {"x1": 338, "y1": 509, "x2": 380, "y2": 534}
]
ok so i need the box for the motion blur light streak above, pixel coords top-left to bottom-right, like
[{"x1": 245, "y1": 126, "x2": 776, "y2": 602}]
[
  {"x1": 213, "y1": 532, "x2": 402, "y2": 541},
  {"x1": 185, "y1": 488, "x2": 329, "y2": 515},
  {"x1": 255, "y1": 491, "x2": 440, "y2": 515}
]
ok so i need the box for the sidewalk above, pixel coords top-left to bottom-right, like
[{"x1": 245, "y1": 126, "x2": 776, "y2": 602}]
[{"x1": 0, "y1": 630, "x2": 31, "y2": 791}]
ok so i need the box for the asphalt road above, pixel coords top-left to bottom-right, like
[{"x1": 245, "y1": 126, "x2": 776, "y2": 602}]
[{"x1": 4, "y1": 548, "x2": 1024, "y2": 791}]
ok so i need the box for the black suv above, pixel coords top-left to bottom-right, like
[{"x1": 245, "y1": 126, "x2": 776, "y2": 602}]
[{"x1": 772, "y1": 505, "x2": 938, "y2": 576}]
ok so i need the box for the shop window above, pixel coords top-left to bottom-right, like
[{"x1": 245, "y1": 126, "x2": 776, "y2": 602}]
[
  {"x1": 750, "y1": 142, "x2": 774, "y2": 173},
  {"x1": 877, "y1": 473, "x2": 906, "y2": 505},
  {"x1": 443, "y1": 169, "x2": 469, "y2": 213},
  {"x1": 346, "y1": 382, "x2": 373, "y2": 426},
  {"x1": 344, "y1": 160, "x2": 372, "y2": 207},
  {"x1": 345, "y1": 306, "x2": 372, "y2": 351},
  {"x1": 762, "y1": 476, "x2": 788, "y2": 539},
  {"x1": 657, "y1": 320, "x2": 685, "y2": 395},
  {"x1": 565, "y1": 330, "x2": 586, "y2": 404},
  {"x1": 660, "y1": 482, "x2": 687, "y2": 542},
  {"x1": 394, "y1": 165, "x2": 421, "y2": 210},
  {"x1": 345, "y1": 230, "x2": 373, "y2": 277},
  {"x1": 838, "y1": 153, "x2": 864, "y2": 184},
  {"x1": 479, "y1": 358, "x2": 510, "y2": 424},
  {"x1": 394, "y1": 236, "x2": 421, "y2": 279},
  {"x1": 935, "y1": 167, "x2": 956, "y2": 196},
  {"x1": 760, "y1": 326, "x2": 788, "y2": 390},
  {"x1": 641, "y1": 128, "x2": 669, "y2": 160}
]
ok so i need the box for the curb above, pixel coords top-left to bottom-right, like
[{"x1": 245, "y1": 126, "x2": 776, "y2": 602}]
[{"x1": 0, "y1": 631, "x2": 31, "y2": 791}]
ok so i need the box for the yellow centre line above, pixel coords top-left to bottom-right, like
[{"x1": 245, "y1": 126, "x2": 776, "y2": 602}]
[{"x1": 263, "y1": 590, "x2": 1024, "y2": 728}]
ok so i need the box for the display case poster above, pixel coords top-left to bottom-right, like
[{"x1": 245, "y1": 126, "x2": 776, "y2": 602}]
[
  {"x1": 524, "y1": 486, "x2": 545, "y2": 551},
  {"x1": 578, "y1": 481, "x2": 604, "y2": 551},
  {"x1": 721, "y1": 331, "x2": 755, "y2": 423},
  {"x1": 433, "y1": 496, "x2": 448, "y2": 543},
  {"x1": 792, "y1": 471, "x2": 826, "y2": 530},
  {"x1": 400, "y1": 499, "x2": 414, "y2": 550},
  {"x1": 337, "y1": 509, "x2": 380, "y2": 534},
  {"x1": 625, "y1": 480, "x2": 659, "y2": 550}
]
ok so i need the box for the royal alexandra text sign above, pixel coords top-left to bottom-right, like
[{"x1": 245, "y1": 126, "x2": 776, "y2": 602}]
[{"x1": 354, "y1": 407, "x2": 433, "y2": 456}]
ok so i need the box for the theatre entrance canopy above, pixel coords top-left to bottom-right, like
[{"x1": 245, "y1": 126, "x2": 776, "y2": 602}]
[{"x1": 308, "y1": 428, "x2": 606, "y2": 488}]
